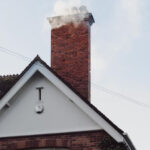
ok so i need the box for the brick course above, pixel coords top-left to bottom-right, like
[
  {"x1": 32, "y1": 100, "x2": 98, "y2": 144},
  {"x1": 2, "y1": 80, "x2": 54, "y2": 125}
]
[
  {"x1": 0, "y1": 130, "x2": 127, "y2": 150},
  {"x1": 51, "y1": 20, "x2": 91, "y2": 101}
]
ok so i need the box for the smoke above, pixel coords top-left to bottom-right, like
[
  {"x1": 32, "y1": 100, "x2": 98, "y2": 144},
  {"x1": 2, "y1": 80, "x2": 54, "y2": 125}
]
[
  {"x1": 49, "y1": 0, "x2": 90, "y2": 29},
  {"x1": 52, "y1": 0, "x2": 87, "y2": 16}
]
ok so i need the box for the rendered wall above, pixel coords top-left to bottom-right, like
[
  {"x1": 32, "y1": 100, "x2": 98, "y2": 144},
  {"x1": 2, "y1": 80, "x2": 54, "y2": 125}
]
[{"x1": 0, "y1": 72, "x2": 100, "y2": 138}]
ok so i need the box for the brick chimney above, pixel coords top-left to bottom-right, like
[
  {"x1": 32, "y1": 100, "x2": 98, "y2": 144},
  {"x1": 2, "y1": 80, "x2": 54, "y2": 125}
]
[{"x1": 48, "y1": 12, "x2": 94, "y2": 102}]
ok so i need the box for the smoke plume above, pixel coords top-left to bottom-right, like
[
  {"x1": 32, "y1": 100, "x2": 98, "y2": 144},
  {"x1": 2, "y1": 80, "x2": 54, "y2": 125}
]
[{"x1": 49, "y1": 0, "x2": 90, "y2": 28}]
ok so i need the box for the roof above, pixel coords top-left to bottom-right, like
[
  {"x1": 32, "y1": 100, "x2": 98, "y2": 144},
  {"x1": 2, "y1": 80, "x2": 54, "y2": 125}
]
[
  {"x1": 0, "y1": 75, "x2": 19, "y2": 99},
  {"x1": 0, "y1": 55, "x2": 136, "y2": 150}
]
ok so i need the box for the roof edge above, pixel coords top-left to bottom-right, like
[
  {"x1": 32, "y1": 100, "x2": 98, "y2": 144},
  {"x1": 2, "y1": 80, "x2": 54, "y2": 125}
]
[
  {"x1": 0, "y1": 55, "x2": 135, "y2": 149},
  {"x1": 123, "y1": 133, "x2": 136, "y2": 150}
]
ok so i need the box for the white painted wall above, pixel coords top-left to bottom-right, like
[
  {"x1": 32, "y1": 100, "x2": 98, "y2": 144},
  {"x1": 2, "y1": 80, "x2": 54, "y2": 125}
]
[{"x1": 0, "y1": 72, "x2": 101, "y2": 137}]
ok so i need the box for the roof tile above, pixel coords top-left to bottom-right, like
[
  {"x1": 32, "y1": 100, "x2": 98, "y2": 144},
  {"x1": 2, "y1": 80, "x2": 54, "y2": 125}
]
[{"x1": 0, "y1": 75, "x2": 19, "y2": 99}]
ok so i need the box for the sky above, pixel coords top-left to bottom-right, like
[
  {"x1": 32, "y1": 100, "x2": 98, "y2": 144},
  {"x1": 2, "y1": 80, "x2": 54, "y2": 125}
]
[{"x1": 0, "y1": 0, "x2": 150, "y2": 149}]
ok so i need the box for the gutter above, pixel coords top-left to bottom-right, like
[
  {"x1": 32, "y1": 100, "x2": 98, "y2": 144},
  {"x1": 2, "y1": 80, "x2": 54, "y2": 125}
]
[{"x1": 123, "y1": 132, "x2": 136, "y2": 150}]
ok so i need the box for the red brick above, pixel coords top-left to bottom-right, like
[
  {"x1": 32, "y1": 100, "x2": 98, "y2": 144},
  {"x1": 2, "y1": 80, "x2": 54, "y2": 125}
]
[
  {"x1": 51, "y1": 20, "x2": 92, "y2": 101},
  {"x1": 0, "y1": 130, "x2": 128, "y2": 150}
]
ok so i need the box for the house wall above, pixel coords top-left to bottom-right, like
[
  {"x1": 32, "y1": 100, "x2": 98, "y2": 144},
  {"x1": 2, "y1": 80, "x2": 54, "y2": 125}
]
[
  {"x1": 0, "y1": 130, "x2": 128, "y2": 150},
  {"x1": 0, "y1": 72, "x2": 101, "y2": 138}
]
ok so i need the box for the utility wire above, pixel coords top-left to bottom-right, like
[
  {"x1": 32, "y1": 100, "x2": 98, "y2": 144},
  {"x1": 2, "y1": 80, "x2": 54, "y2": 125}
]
[
  {"x1": 0, "y1": 45, "x2": 150, "y2": 109},
  {"x1": 0, "y1": 46, "x2": 31, "y2": 62},
  {"x1": 92, "y1": 82, "x2": 150, "y2": 109},
  {"x1": 0, "y1": 46, "x2": 47, "y2": 72}
]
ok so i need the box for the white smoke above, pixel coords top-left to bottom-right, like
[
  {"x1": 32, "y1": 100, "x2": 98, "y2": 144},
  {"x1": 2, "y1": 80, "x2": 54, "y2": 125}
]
[
  {"x1": 49, "y1": 0, "x2": 90, "y2": 28},
  {"x1": 52, "y1": 0, "x2": 87, "y2": 16}
]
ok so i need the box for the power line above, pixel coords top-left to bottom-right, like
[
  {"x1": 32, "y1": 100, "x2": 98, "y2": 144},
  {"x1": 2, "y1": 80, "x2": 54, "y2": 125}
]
[
  {"x1": 0, "y1": 45, "x2": 150, "y2": 109},
  {"x1": 92, "y1": 82, "x2": 150, "y2": 109},
  {"x1": 0, "y1": 46, "x2": 47, "y2": 69},
  {"x1": 0, "y1": 46, "x2": 49, "y2": 70},
  {"x1": 0, "y1": 46, "x2": 31, "y2": 62}
]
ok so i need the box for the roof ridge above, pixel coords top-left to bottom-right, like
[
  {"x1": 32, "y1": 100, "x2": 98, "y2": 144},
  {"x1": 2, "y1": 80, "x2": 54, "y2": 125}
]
[
  {"x1": 0, "y1": 56, "x2": 124, "y2": 135},
  {"x1": 0, "y1": 55, "x2": 136, "y2": 149},
  {"x1": 32, "y1": 56, "x2": 125, "y2": 135},
  {"x1": 0, "y1": 74, "x2": 19, "y2": 81},
  {"x1": 0, "y1": 74, "x2": 19, "y2": 78}
]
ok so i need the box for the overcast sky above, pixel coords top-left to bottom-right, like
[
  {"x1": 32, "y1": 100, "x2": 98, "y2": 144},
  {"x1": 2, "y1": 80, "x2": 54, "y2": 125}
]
[{"x1": 0, "y1": 0, "x2": 150, "y2": 149}]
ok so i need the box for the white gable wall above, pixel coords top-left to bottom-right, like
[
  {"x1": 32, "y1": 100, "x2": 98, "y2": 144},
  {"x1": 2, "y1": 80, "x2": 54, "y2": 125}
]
[{"x1": 0, "y1": 72, "x2": 101, "y2": 138}]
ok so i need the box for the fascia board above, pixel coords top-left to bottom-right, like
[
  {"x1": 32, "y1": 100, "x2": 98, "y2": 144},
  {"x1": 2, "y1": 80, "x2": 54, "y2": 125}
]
[
  {"x1": 0, "y1": 63, "x2": 38, "y2": 110},
  {"x1": 36, "y1": 62, "x2": 124, "y2": 142},
  {"x1": 0, "y1": 61, "x2": 124, "y2": 142}
]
